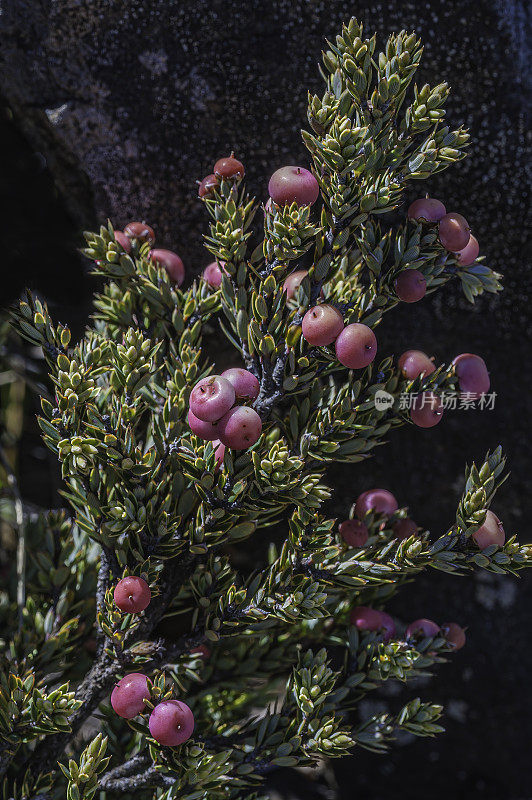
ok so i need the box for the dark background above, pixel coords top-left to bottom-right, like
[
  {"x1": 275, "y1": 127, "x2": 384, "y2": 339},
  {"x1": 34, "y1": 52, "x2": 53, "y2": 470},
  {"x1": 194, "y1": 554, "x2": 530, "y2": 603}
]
[{"x1": 1, "y1": 0, "x2": 531, "y2": 798}]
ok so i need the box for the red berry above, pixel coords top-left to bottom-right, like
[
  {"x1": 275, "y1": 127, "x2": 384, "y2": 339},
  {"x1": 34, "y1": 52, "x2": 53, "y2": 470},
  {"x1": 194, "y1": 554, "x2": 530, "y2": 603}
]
[
  {"x1": 472, "y1": 510, "x2": 505, "y2": 550},
  {"x1": 150, "y1": 249, "x2": 185, "y2": 286},
  {"x1": 302, "y1": 304, "x2": 344, "y2": 346},
  {"x1": 410, "y1": 392, "x2": 443, "y2": 428},
  {"x1": 398, "y1": 350, "x2": 435, "y2": 381},
  {"x1": 355, "y1": 489, "x2": 398, "y2": 519},
  {"x1": 202, "y1": 261, "x2": 225, "y2": 288},
  {"x1": 406, "y1": 618, "x2": 440, "y2": 639},
  {"x1": 283, "y1": 270, "x2": 308, "y2": 301},
  {"x1": 438, "y1": 212, "x2": 470, "y2": 251},
  {"x1": 393, "y1": 518, "x2": 418, "y2": 540},
  {"x1": 113, "y1": 576, "x2": 151, "y2": 613},
  {"x1": 395, "y1": 269, "x2": 427, "y2": 303},
  {"x1": 111, "y1": 673, "x2": 150, "y2": 719},
  {"x1": 452, "y1": 353, "x2": 490, "y2": 398},
  {"x1": 148, "y1": 700, "x2": 194, "y2": 746},
  {"x1": 187, "y1": 409, "x2": 223, "y2": 441},
  {"x1": 350, "y1": 606, "x2": 396, "y2": 642},
  {"x1": 339, "y1": 519, "x2": 368, "y2": 548},
  {"x1": 114, "y1": 230, "x2": 132, "y2": 253},
  {"x1": 441, "y1": 622, "x2": 466, "y2": 650},
  {"x1": 221, "y1": 368, "x2": 260, "y2": 400},
  {"x1": 198, "y1": 173, "x2": 219, "y2": 198},
  {"x1": 456, "y1": 235, "x2": 479, "y2": 265},
  {"x1": 213, "y1": 155, "x2": 244, "y2": 180},
  {"x1": 124, "y1": 221, "x2": 155, "y2": 245},
  {"x1": 335, "y1": 323, "x2": 377, "y2": 369},
  {"x1": 408, "y1": 197, "x2": 446, "y2": 222},
  {"x1": 219, "y1": 405, "x2": 262, "y2": 450},
  {"x1": 268, "y1": 166, "x2": 319, "y2": 206},
  {"x1": 189, "y1": 376, "x2": 236, "y2": 423},
  {"x1": 190, "y1": 644, "x2": 211, "y2": 659}
]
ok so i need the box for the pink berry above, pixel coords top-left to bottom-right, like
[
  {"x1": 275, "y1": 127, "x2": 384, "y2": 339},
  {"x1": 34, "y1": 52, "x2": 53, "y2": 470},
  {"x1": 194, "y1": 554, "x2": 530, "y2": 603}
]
[
  {"x1": 189, "y1": 376, "x2": 236, "y2": 423},
  {"x1": 124, "y1": 221, "x2": 155, "y2": 244},
  {"x1": 441, "y1": 622, "x2": 466, "y2": 651},
  {"x1": 268, "y1": 166, "x2": 319, "y2": 206},
  {"x1": 395, "y1": 269, "x2": 427, "y2": 303},
  {"x1": 406, "y1": 618, "x2": 440, "y2": 640},
  {"x1": 350, "y1": 606, "x2": 396, "y2": 642},
  {"x1": 410, "y1": 392, "x2": 443, "y2": 428},
  {"x1": 114, "y1": 231, "x2": 132, "y2": 253},
  {"x1": 198, "y1": 173, "x2": 219, "y2": 198},
  {"x1": 339, "y1": 519, "x2": 368, "y2": 548},
  {"x1": 335, "y1": 323, "x2": 377, "y2": 370},
  {"x1": 283, "y1": 270, "x2": 308, "y2": 300},
  {"x1": 214, "y1": 155, "x2": 244, "y2": 179},
  {"x1": 302, "y1": 304, "x2": 344, "y2": 346},
  {"x1": 472, "y1": 510, "x2": 505, "y2": 550},
  {"x1": 398, "y1": 350, "x2": 435, "y2": 381},
  {"x1": 150, "y1": 249, "x2": 185, "y2": 286},
  {"x1": 202, "y1": 261, "x2": 225, "y2": 288},
  {"x1": 221, "y1": 368, "x2": 260, "y2": 400},
  {"x1": 456, "y1": 235, "x2": 479, "y2": 265},
  {"x1": 452, "y1": 353, "x2": 490, "y2": 398},
  {"x1": 219, "y1": 405, "x2": 262, "y2": 450},
  {"x1": 355, "y1": 489, "x2": 398, "y2": 520},
  {"x1": 407, "y1": 197, "x2": 446, "y2": 222},
  {"x1": 213, "y1": 439, "x2": 226, "y2": 469},
  {"x1": 148, "y1": 700, "x2": 194, "y2": 746},
  {"x1": 187, "y1": 409, "x2": 223, "y2": 441},
  {"x1": 438, "y1": 212, "x2": 470, "y2": 251},
  {"x1": 393, "y1": 518, "x2": 418, "y2": 540},
  {"x1": 113, "y1": 576, "x2": 151, "y2": 613},
  {"x1": 111, "y1": 673, "x2": 150, "y2": 719}
]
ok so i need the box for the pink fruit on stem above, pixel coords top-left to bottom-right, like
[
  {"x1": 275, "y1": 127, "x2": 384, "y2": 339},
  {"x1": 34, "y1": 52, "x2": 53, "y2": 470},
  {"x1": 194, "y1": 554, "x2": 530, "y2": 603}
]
[
  {"x1": 410, "y1": 392, "x2": 443, "y2": 428},
  {"x1": 213, "y1": 439, "x2": 226, "y2": 469},
  {"x1": 221, "y1": 368, "x2": 260, "y2": 400},
  {"x1": 203, "y1": 261, "x2": 225, "y2": 288},
  {"x1": 456, "y1": 234, "x2": 479, "y2": 266},
  {"x1": 148, "y1": 700, "x2": 194, "y2": 746},
  {"x1": 406, "y1": 618, "x2": 440, "y2": 639},
  {"x1": 219, "y1": 405, "x2": 262, "y2": 450},
  {"x1": 335, "y1": 323, "x2": 377, "y2": 369},
  {"x1": 350, "y1": 606, "x2": 396, "y2": 642},
  {"x1": 355, "y1": 488, "x2": 398, "y2": 520},
  {"x1": 268, "y1": 166, "x2": 319, "y2": 206},
  {"x1": 150, "y1": 249, "x2": 185, "y2": 286},
  {"x1": 283, "y1": 270, "x2": 308, "y2": 300},
  {"x1": 441, "y1": 622, "x2": 466, "y2": 650},
  {"x1": 302, "y1": 304, "x2": 344, "y2": 346},
  {"x1": 124, "y1": 221, "x2": 155, "y2": 245},
  {"x1": 339, "y1": 519, "x2": 369, "y2": 548},
  {"x1": 453, "y1": 353, "x2": 490, "y2": 398},
  {"x1": 408, "y1": 197, "x2": 446, "y2": 222},
  {"x1": 472, "y1": 510, "x2": 505, "y2": 550},
  {"x1": 189, "y1": 376, "x2": 236, "y2": 423},
  {"x1": 187, "y1": 409, "x2": 223, "y2": 441},
  {"x1": 113, "y1": 576, "x2": 151, "y2": 613},
  {"x1": 114, "y1": 231, "x2": 132, "y2": 253},
  {"x1": 214, "y1": 155, "x2": 245, "y2": 179},
  {"x1": 198, "y1": 173, "x2": 219, "y2": 198},
  {"x1": 393, "y1": 518, "x2": 418, "y2": 540},
  {"x1": 398, "y1": 350, "x2": 436, "y2": 381},
  {"x1": 395, "y1": 269, "x2": 427, "y2": 303},
  {"x1": 438, "y1": 212, "x2": 470, "y2": 251},
  {"x1": 111, "y1": 673, "x2": 150, "y2": 719}
]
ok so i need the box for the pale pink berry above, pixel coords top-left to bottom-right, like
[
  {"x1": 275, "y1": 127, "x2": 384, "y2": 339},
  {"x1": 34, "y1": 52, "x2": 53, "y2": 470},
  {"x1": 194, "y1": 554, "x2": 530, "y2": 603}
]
[
  {"x1": 150, "y1": 249, "x2": 185, "y2": 286},
  {"x1": 283, "y1": 270, "x2": 308, "y2": 300},
  {"x1": 395, "y1": 269, "x2": 427, "y2": 303},
  {"x1": 219, "y1": 405, "x2": 262, "y2": 450},
  {"x1": 472, "y1": 510, "x2": 505, "y2": 550},
  {"x1": 410, "y1": 392, "x2": 443, "y2": 428},
  {"x1": 398, "y1": 350, "x2": 435, "y2": 381},
  {"x1": 439, "y1": 212, "x2": 470, "y2": 251},
  {"x1": 148, "y1": 700, "x2": 194, "y2": 746},
  {"x1": 189, "y1": 376, "x2": 235, "y2": 423},
  {"x1": 339, "y1": 519, "x2": 368, "y2": 548},
  {"x1": 268, "y1": 166, "x2": 319, "y2": 206},
  {"x1": 221, "y1": 368, "x2": 260, "y2": 400},
  {"x1": 335, "y1": 323, "x2": 377, "y2": 369},
  {"x1": 187, "y1": 409, "x2": 223, "y2": 441},
  {"x1": 456, "y1": 235, "x2": 479, "y2": 265},
  {"x1": 113, "y1": 576, "x2": 151, "y2": 613},
  {"x1": 441, "y1": 622, "x2": 466, "y2": 650},
  {"x1": 355, "y1": 489, "x2": 398, "y2": 520},
  {"x1": 350, "y1": 606, "x2": 396, "y2": 642},
  {"x1": 302, "y1": 304, "x2": 344, "y2": 346},
  {"x1": 393, "y1": 518, "x2": 418, "y2": 540},
  {"x1": 213, "y1": 440, "x2": 226, "y2": 469},
  {"x1": 111, "y1": 673, "x2": 150, "y2": 719},
  {"x1": 406, "y1": 618, "x2": 440, "y2": 639},
  {"x1": 453, "y1": 353, "x2": 490, "y2": 398},
  {"x1": 114, "y1": 231, "x2": 132, "y2": 253},
  {"x1": 407, "y1": 197, "x2": 446, "y2": 222},
  {"x1": 202, "y1": 261, "x2": 225, "y2": 288}
]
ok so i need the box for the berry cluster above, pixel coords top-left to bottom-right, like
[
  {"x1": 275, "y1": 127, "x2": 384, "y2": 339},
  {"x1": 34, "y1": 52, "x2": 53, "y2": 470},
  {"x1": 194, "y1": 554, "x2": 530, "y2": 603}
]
[
  {"x1": 198, "y1": 153, "x2": 245, "y2": 198},
  {"x1": 339, "y1": 488, "x2": 417, "y2": 548},
  {"x1": 114, "y1": 221, "x2": 185, "y2": 286},
  {"x1": 350, "y1": 608, "x2": 466, "y2": 651},
  {"x1": 188, "y1": 369, "x2": 262, "y2": 450},
  {"x1": 408, "y1": 196, "x2": 480, "y2": 266}
]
